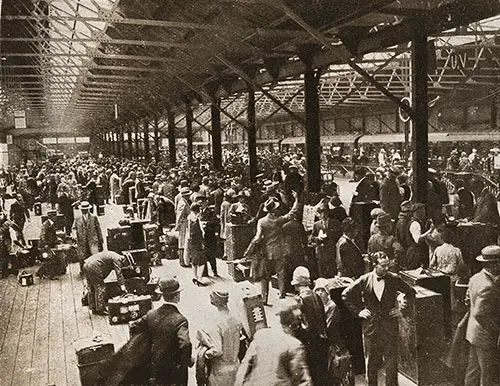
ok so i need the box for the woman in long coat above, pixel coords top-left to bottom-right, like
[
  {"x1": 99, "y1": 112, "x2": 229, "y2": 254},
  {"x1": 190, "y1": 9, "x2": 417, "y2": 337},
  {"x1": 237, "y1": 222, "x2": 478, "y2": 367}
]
[
  {"x1": 185, "y1": 202, "x2": 206, "y2": 285},
  {"x1": 176, "y1": 188, "x2": 191, "y2": 267}
]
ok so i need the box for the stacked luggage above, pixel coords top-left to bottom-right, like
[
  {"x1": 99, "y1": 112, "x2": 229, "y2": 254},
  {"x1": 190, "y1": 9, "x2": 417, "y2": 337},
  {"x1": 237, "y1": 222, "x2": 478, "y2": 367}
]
[
  {"x1": 143, "y1": 223, "x2": 162, "y2": 265},
  {"x1": 107, "y1": 226, "x2": 134, "y2": 254}
]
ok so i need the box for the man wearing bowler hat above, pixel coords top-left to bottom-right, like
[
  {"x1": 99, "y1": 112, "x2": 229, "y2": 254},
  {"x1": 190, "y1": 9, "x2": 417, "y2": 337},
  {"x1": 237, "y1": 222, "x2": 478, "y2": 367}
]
[
  {"x1": 464, "y1": 245, "x2": 500, "y2": 386},
  {"x1": 130, "y1": 277, "x2": 193, "y2": 386}
]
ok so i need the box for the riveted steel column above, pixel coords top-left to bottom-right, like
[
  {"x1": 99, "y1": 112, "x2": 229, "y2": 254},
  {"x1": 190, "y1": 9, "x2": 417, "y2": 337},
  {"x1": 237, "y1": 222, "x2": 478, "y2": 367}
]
[
  {"x1": 247, "y1": 84, "x2": 258, "y2": 184},
  {"x1": 412, "y1": 21, "x2": 428, "y2": 204},
  {"x1": 211, "y1": 99, "x2": 222, "y2": 171},
  {"x1": 185, "y1": 101, "x2": 194, "y2": 168},
  {"x1": 153, "y1": 117, "x2": 160, "y2": 162},
  {"x1": 167, "y1": 109, "x2": 177, "y2": 167},
  {"x1": 134, "y1": 123, "x2": 140, "y2": 159},
  {"x1": 304, "y1": 65, "x2": 322, "y2": 193},
  {"x1": 144, "y1": 120, "x2": 150, "y2": 162},
  {"x1": 127, "y1": 125, "x2": 133, "y2": 158}
]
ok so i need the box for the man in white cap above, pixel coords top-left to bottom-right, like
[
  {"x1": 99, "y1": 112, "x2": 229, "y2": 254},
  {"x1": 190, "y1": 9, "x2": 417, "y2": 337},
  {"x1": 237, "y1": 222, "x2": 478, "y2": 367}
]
[
  {"x1": 196, "y1": 287, "x2": 242, "y2": 386},
  {"x1": 72, "y1": 200, "x2": 103, "y2": 274},
  {"x1": 464, "y1": 245, "x2": 500, "y2": 386}
]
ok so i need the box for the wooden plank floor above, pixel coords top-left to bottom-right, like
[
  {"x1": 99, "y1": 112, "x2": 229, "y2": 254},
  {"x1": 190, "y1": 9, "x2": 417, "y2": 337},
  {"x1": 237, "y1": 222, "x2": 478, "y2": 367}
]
[{"x1": 0, "y1": 200, "x2": 450, "y2": 386}]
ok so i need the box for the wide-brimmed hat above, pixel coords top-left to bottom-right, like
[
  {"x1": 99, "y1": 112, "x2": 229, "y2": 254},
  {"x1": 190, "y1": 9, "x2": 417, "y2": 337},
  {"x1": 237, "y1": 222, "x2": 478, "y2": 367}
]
[
  {"x1": 313, "y1": 278, "x2": 330, "y2": 292},
  {"x1": 376, "y1": 213, "x2": 393, "y2": 228},
  {"x1": 370, "y1": 208, "x2": 385, "y2": 219},
  {"x1": 180, "y1": 187, "x2": 191, "y2": 196},
  {"x1": 476, "y1": 245, "x2": 500, "y2": 262},
  {"x1": 264, "y1": 197, "x2": 280, "y2": 213},
  {"x1": 291, "y1": 266, "x2": 311, "y2": 286},
  {"x1": 210, "y1": 288, "x2": 229, "y2": 305},
  {"x1": 261, "y1": 180, "x2": 278, "y2": 193},
  {"x1": 156, "y1": 277, "x2": 182, "y2": 296},
  {"x1": 225, "y1": 189, "x2": 236, "y2": 198},
  {"x1": 80, "y1": 201, "x2": 91, "y2": 210}
]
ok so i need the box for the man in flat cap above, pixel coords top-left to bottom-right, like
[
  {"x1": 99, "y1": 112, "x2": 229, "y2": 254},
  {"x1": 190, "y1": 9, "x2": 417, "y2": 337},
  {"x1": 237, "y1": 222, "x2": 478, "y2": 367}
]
[
  {"x1": 130, "y1": 277, "x2": 192, "y2": 386},
  {"x1": 196, "y1": 287, "x2": 242, "y2": 386},
  {"x1": 464, "y1": 245, "x2": 500, "y2": 386}
]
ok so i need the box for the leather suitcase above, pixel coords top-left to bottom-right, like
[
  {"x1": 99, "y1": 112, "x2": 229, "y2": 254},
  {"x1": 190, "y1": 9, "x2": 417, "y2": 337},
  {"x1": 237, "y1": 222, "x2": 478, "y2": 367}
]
[
  {"x1": 55, "y1": 213, "x2": 65, "y2": 231},
  {"x1": 105, "y1": 276, "x2": 148, "y2": 299},
  {"x1": 107, "y1": 226, "x2": 133, "y2": 253},
  {"x1": 74, "y1": 336, "x2": 114, "y2": 386},
  {"x1": 74, "y1": 335, "x2": 114, "y2": 365},
  {"x1": 78, "y1": 359, "x2": 108, "y2": 386},
  {"x1": 108, "y1": 294, "x2": 152, "y2": 324}
]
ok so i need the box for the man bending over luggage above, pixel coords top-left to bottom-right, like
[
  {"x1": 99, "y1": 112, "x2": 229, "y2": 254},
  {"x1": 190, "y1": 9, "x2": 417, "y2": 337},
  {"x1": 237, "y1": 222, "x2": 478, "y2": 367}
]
[{"x1": 84, "y1": 250, "x2": 130, "y2": 315}]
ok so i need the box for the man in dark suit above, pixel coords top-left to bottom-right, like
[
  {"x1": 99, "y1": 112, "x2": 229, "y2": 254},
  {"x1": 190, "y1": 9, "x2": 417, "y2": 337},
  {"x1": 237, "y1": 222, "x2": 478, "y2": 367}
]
[
  {"x1": 473, "y1": 178, "x2": 500, "y2": 226},
  {"x1": 309, "y1": 201, "x2": 341, "y2": 278},
  {"x1": 342, "y1": 252, "x2": 415, "y2": 386},
  {"x1": 57, "y1": 188, "x2": 74, "y2": 236},
  {"x1": 464, "y1": 245, "x2": 500, "y2": 386},
  {"x1": 130, "y1": 277, "x2": 193, "y2": 386},
  {"x1": 454, "y1": 178, "x2": 474, "y2": 220},
  {"x1": 9, "y1": 193, "x2": 29, "y2": 244},
  {"x1": 336, "y1": 217, "x2": 365, "y2": 279},
  {"x1": 39, "y1": 210, "x2": 58, "y2": 249},
  {"x1": 351, "y1": 172, "x2": 379, "y2": 204}
]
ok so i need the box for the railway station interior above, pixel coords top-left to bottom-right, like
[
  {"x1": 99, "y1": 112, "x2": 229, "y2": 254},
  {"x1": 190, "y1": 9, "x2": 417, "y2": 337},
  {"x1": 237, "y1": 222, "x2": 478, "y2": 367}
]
[{"x1": 1, "y1": 0, "x2": 500, "y2": 386}]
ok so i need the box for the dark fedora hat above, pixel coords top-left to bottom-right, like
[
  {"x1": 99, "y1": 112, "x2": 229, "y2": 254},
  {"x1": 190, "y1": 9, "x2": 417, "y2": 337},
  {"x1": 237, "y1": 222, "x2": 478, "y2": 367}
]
[{"x1": 157, "y1": 277, "x2": 182, "y2": 296}]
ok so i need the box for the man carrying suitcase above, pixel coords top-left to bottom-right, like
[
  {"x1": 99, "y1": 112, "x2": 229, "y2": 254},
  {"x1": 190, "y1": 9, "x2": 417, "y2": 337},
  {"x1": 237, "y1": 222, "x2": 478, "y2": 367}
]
[{"x1": 83, "y1": 250, "x2": 130, "y2": 315}]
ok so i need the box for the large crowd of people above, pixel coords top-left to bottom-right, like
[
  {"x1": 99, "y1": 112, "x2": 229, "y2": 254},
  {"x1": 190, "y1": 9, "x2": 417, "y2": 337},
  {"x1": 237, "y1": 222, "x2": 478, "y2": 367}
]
[{"x1": 0, "y1": 148, "x2": 498, "y2": 386}]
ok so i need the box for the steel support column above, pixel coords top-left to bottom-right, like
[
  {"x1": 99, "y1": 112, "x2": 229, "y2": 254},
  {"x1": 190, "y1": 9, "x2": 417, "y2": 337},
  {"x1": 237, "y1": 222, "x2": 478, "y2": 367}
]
[
  {"x1": 144, "y1": 120, "x2": 150, "y2": 162},
  {"x1": 211, "y1": 100, "x2": 222, "y2": 171},
  {"x1": 303, "y1": 59, "x2": 322, "y2": 193},
  {"x1": 109, "y1": 130, "x2": 116, "y2": 157},
  {"x1": 134, "y1": 123, "x2": 140, "y2": 159},
  {"x1": 412, "y1": 22, "x2": 429, "y2": 204},
  {"x1": 153, "y1": 117, "x2": 160, "y2": 162},
  {"x1": 168, "y1": 110, "x2": 177, "y2": 167},
  {"x1": 118, "y1": 126, "x2": 124, "y2": 158},
  {"x1": 127, "y1": 125, "x2": 133, "y2": 158},
  {"x1": 247, "y1": 84, "x2": 258, "y2": 184},
  {"x1": 185, "y1": 101, "x2": 194, "y2": 168}
]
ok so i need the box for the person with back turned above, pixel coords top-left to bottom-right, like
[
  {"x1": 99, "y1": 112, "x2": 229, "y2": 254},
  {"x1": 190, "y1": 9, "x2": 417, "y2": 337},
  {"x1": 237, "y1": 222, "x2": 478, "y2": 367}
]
[
  {"x1": 464, "y1": 245, "x2": 500, "y2": 386},
  {"x1": 129, "y1": 277, "x2": 193, "y2": 386}
]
